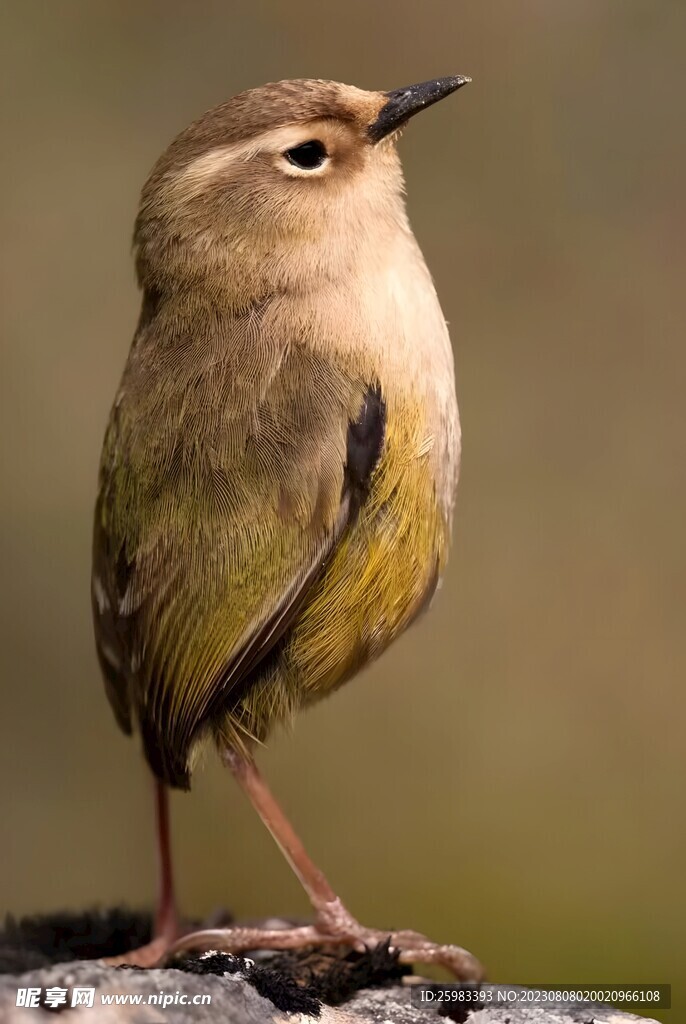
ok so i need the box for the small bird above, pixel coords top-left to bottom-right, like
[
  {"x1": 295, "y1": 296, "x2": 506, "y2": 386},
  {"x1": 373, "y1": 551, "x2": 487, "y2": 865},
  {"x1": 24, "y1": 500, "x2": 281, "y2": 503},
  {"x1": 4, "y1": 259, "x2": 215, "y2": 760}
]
[{"x1": 92, "y1": 75, "x2": 480, "y2": 977}]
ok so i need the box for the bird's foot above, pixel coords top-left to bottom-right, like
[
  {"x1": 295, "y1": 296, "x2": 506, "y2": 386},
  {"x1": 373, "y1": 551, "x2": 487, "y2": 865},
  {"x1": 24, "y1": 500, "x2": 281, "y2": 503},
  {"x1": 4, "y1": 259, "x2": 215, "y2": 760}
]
[
  {"x1": 165, "y1": 900, "x2": 484, "y2": 981},
  {"x1": 103, "y1": 936, "x2": 172, "y2": 968},
  {"x1": 101, "y1": 904, "x2": 201, "y2": 968}
]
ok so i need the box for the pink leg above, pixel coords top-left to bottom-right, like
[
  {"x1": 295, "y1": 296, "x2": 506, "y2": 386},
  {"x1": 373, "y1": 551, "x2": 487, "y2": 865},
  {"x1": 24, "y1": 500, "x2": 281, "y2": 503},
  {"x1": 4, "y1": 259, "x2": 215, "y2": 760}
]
[
  {"x1": 225, "y1": 748, "x2": 355, "y2": 934},
  {"x1": 167, "y1": 751, "x2": 483, "y2": 980},
  {"x1": 105, "y1": 777, "x2": 180, "y2": 967},
  {"x1": 153, "y1": 777, "x2": 179, "y2": 944}
]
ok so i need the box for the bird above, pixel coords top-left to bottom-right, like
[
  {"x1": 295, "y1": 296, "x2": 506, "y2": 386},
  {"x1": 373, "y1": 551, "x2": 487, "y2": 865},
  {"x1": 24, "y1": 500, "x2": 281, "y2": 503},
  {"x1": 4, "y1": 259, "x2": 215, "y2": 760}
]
[{"x1": 92, "y1": 75, "x2": 480, "y2": 978}]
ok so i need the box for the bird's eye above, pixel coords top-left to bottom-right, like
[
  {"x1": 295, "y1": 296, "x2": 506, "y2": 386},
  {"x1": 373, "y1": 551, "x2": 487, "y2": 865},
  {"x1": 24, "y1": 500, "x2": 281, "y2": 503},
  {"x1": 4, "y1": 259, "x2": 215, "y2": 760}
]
[{"x1": 284, "y1": 140, "x2": 328, "y2": 170}]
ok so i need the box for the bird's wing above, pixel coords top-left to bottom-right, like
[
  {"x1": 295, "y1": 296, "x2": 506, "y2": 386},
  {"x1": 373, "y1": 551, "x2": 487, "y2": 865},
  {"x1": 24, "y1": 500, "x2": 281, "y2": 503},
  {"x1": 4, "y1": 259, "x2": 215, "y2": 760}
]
[{"x1": 92, "y1": 303, "x2": 384, "y2": 786}]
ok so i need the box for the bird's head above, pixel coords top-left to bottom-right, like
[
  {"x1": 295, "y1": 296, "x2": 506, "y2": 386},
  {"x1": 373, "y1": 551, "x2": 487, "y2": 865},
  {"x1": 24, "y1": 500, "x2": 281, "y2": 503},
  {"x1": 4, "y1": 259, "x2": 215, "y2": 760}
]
[{"x1": 134, "y1": 77, "x2": 470, "y2": 301}]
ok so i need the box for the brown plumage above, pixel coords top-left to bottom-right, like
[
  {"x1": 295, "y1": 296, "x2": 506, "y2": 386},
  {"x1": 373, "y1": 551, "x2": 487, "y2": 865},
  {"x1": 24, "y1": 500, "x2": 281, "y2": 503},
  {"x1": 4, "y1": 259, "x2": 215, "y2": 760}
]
[
  {"x1": 93, "y1": 77, "x2": 461, "y2": 786},
  {"x1": 92, "y1": 77, "x2": 480, "y2": 978}
]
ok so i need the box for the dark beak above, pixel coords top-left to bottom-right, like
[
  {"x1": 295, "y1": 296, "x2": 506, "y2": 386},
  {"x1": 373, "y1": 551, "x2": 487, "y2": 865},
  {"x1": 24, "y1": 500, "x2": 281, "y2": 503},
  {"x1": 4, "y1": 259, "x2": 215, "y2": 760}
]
[{"x1": 368, "y1": 76, "x2": 471, "y2": 143}]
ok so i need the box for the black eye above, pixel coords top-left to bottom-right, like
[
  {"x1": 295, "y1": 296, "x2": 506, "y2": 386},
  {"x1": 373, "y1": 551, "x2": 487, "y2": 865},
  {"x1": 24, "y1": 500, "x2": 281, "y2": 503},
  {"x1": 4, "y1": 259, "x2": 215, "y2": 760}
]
[{"x1": 285, "y1": 140, "x2": 328, "y2": 170}]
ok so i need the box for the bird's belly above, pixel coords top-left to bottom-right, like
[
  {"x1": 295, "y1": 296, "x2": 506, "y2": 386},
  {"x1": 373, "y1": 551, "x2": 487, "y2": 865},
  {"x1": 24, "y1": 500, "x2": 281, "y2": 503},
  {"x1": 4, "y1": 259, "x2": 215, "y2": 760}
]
[{"x1": 290, "y1": 473, "x2": 446, "y2": 697}]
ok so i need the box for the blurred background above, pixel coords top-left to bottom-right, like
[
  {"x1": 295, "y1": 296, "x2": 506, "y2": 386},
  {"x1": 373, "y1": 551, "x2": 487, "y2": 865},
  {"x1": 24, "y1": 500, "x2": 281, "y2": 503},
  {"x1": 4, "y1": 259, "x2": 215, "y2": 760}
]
[{"x1": 1, "y1": 1, "x2": 684, "y2": 1018}]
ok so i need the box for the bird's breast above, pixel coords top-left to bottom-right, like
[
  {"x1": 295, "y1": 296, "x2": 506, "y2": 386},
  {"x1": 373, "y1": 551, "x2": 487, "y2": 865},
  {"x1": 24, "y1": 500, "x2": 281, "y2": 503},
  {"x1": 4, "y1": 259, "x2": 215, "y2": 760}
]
[{"x1": 273, "y1": 231, "x2": 460, "y2": 519}]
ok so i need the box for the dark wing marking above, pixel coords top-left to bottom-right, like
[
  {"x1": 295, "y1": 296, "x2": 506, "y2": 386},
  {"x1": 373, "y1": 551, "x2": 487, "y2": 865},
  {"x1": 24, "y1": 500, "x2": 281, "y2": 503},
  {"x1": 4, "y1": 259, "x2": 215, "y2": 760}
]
[{"x1": 343, "y1": 383, "x2": 386, "y2": 517}]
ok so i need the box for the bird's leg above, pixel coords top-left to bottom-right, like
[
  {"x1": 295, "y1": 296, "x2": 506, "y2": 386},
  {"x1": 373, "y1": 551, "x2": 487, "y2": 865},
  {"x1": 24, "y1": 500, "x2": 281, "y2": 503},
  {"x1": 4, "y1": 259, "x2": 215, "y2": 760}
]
[
  {"x1": 166, "y1": 751, "x2": 484, "y2": 980},
  {"x1": 104, "y1": 777, "x2": 181, "y2": 967},
  {"x1": 227, "y1": 748, "x2": 356, "y2": 934},
  {"x1": 152, "y1": 776, "x2": 179, "y2": 943}
]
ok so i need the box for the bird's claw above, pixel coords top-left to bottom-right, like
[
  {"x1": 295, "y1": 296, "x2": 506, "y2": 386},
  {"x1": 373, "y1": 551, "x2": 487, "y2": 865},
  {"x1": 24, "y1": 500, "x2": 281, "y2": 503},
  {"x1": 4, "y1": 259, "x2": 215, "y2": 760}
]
[{"x1": 164, "y1": 919, "x2": 484, "y2": 981}]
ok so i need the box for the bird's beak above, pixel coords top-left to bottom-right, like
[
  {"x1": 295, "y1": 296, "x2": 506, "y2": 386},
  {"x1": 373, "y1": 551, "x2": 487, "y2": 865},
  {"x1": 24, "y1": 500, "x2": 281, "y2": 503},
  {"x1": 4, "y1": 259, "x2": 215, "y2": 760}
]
[{"x1": 368, "y1": 76, "x2": 471, "y2": 143}]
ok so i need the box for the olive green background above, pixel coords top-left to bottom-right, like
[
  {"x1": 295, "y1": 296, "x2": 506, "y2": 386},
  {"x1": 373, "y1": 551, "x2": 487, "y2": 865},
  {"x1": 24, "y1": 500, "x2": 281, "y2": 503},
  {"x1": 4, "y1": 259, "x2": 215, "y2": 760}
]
[{"x1": 1, "y1": 2, "x2": 683, "y2": 1019}]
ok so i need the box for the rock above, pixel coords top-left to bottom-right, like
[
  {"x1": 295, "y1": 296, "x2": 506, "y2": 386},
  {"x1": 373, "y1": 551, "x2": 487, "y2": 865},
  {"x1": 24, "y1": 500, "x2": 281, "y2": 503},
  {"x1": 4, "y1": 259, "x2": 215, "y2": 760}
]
[
  {"x1": 0, "y1": 912, "x2": 660, "y2": 1023},
  {"x1": 0, "y1": 959, "x2": 660, "y2": 1023}
]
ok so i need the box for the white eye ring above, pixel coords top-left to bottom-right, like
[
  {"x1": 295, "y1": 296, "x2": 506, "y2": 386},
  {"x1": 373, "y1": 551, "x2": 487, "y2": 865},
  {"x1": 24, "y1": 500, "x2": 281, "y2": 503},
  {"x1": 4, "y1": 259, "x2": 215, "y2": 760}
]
[{"x1": 282, "y1": 140, "x2": 329, "y2": 175}]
